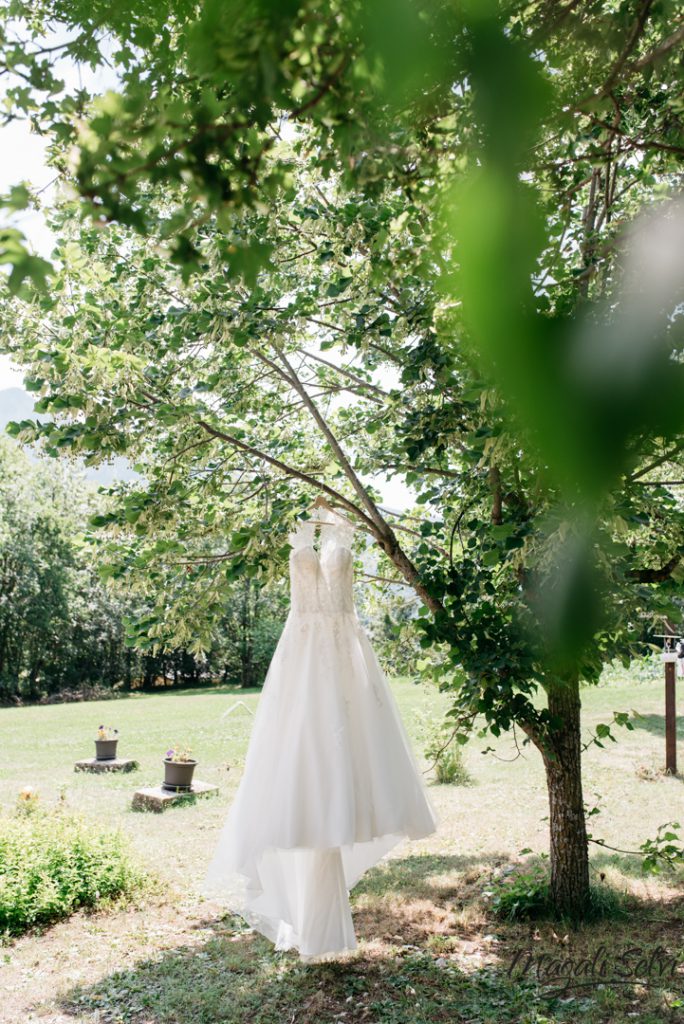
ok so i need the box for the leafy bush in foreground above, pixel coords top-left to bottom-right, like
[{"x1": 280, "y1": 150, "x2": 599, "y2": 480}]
[{"x1": 0, "y1": 807, "x2": 146, "y2": 936}]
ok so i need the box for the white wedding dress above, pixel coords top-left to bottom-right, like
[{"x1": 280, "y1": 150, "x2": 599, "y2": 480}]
[{"x1": 200, "y1": 509, "x2": 438, "y2": 960}]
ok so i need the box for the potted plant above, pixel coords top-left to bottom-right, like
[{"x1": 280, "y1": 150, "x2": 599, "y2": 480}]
[
  {"x1": 163, "y1": 745, "x2": 197, "y2": 792},
  {"x1": 95, "y1": 725, "x2": 119, "y2": 761}
]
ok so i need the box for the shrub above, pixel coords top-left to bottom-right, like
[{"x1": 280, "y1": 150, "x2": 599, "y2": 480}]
[
  {"x1": 424, "y1": 725, "x2": 472, "y2": 786},
  {"x1": 485, "y1": 862, "x2": 628, "y2": 922},
  {"x1": 0, "y1": 807, "x2": 146, "y2": 937},
  {"x1": 486, "y1": 863, "x2": 552, "y2": 921}
]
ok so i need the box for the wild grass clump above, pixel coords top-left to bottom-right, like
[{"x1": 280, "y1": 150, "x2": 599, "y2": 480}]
[
  {"x1": 424, "y1": 724, "x2": 472, "y2": 786},
  {"x1": 0, "y1": 802, "x2": 147, "y2": 937}
]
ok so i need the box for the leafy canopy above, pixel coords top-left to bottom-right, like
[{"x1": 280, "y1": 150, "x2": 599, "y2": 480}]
[{"x1": 1, "y1": 0, "x2": 683, "y2": 751}]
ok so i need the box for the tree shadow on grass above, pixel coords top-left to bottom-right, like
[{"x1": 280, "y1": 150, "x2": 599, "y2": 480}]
[
  {"x1": 58, "y1": 928, "x2": 538, "y2": 1024},
  {"x1": 590, "y1": 849, "x2": 655, "y2": 880},
  {"x1": 130, "y1": 683, "x2": 262, "y2": 700},
  {"x1": 352, "y1": 851, "x2": 505, "y2": 900},
  {"x1": 591, "y1": 847, "x2": 684, "y2": 884},
  {"x1": 54, "y1": 851, "x2": 510, "y2": 1024},
  {"x1": 57, "y1": 904, "x2": 684, "y2": 1024},
  {"x1": 629, "y1": 712, "x2": 671, "y2": 738},
  {"x1": 53, "y1": 850, "x2": 684, "y2": 1024}
]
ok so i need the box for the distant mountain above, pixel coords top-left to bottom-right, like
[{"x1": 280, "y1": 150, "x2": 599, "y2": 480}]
[{"x1": 0, "y1": 386, "x2": 137, "y2": 486}]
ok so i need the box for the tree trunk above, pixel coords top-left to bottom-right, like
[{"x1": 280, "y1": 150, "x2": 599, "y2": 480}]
[
  {"x1": 542, "y1": 675, "x2": 591, "y2": 918},
  {"x1": 240, "y1": 579, "x2": 255, "y2": 688}
]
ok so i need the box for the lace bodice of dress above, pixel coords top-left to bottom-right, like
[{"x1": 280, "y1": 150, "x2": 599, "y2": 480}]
[
  {"x1": 319, "y1": 509, "x2": 355, "y2": 615},
  {"x1": 287, "y1": 521, "x2": 323, "y2": 614},
  {"x1": 287, "y1": 511, "x2": 356, "y2": 616}
]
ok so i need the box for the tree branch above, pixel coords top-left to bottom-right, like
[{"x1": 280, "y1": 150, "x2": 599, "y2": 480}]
[
  {"x1": 194, "y1": 417, "x2": 376, "y2": 531},
  {"x1": 380, "y1": 463, "x2": 462, "y2": 478},
  {"x1": 638, "y1": 480, "x2": 684, "y2": 486},
  {"x1": 632, "y1": 21, "x2": 684, "y2": 71},
  {"x1": 291, "y1": 53, "x2": 351, "y2": 118},
  {"x1": 628, "y1": 442, "x2": 684, "y2": 482},
  {"x1": 260, "y1": 346, "x2": 445, "y2": 614},
  {"x1": 602, "y1": 0, "x2": 655, "y2": 97},
  {"x1": 576, "y1": 2, "x2": 683, "y2": 107},
  {"x1": 297, "y1": 348, "x2": 389, "y2": 399},
  {"x1": 360, "y1": 572, "x2": 409, "y2": 587},
  {"x1": 629, "y1": 553, "x2": 682, "y2": 583},
  {"x1": 489, "y1": 465, "x2": 503, "y2": 526}
]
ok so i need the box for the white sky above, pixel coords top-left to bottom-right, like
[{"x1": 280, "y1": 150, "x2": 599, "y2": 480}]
[{"x1": 0, "y1": 356, "x2": 24, "y2": 389}]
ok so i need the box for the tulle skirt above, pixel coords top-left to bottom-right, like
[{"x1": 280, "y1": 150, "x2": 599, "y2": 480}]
[{"x1": 200, "y1": 609, "x2": 438, "y2": 959}]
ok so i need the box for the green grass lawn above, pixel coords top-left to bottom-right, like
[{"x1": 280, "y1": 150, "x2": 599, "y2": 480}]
[{"x1": 2, "y1": 668, "x2": 684, "y2": 1023}]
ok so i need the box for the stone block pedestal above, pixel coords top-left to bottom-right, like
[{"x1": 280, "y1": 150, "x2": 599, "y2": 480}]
[
  {"x1": 131, "y1": 780, "x2": 219, "y2": 812},
  {"x1": 75, "y1": 757, "x2": 139, "y2": 773}
]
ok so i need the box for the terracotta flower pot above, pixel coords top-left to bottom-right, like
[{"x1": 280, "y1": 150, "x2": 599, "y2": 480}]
[
  {"x1": 163, "y1": 758, "x2": 197, "y2": 792},
  {"x1": 95, "y1": 738, "x2": 119, "y2": 761}
]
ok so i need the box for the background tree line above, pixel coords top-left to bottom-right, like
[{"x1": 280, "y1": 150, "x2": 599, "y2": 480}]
[{"x1": 0, "y1": 437, "x2": 288, "y2": 702}]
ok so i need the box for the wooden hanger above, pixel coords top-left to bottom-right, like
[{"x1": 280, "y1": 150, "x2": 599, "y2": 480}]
[
  {"x1": 308, "y1": 494, "x2": 355, "y2": 530},
  {"x1": 311, "y1": 494, "x2": 335, "y2": 512}
]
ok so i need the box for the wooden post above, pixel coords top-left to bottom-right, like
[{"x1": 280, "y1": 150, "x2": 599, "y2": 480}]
[{"x1": 665, "y1": 657, "x2": 677, "y2": 774}]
